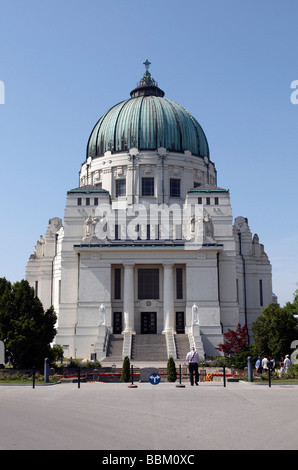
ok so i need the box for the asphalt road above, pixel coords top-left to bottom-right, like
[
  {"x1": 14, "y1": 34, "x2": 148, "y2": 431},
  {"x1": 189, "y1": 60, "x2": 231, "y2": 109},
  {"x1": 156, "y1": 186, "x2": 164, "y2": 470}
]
[{"x1": 0, "y1": 380, "x2": 297, "y2": 451}]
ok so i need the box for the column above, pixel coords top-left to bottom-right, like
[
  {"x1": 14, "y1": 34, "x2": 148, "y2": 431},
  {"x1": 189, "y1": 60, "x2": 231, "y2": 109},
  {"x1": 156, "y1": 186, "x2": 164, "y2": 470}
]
[
  {"x1": 123, "y1": 263, "x2": 135, "y2": 332},
  {"x1": 163, "y1": 263, "x2": 174, "y2": 332}
]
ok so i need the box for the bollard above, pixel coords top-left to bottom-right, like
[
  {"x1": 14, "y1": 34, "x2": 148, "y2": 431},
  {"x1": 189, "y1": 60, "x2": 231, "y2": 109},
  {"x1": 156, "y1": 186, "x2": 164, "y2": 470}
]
[
  {"x1": 247, "y1": 356, "x2": 253, "y2": 382},
  {"x1": 128, "y1": 364, "x2": 137, "y2": 388},
  {"x1": 268, "y1": 367, "x2": 271, "y2": 388},
  {"x1": 176, "y1": 364, "x2": 185, "y2": 388},
  {"x1": 78, "y1": 367, "x2": 81, "y2": 388},
  {"x1": 32, "y1": 367, "x2": 36, "y2": 389},
  {"x1": 223, "y1": 364, "x2": 226, "y2": 387},
  {"x1": 44, "y1": 357, "x2": 49, "y2": 383}
]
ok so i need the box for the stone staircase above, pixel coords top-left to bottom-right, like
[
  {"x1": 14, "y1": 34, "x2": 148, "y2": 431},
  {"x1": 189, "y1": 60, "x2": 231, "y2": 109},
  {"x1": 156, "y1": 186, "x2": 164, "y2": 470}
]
[
  {"x1": 103, "y1": 334, "x2": 123, "y2": 362},
  {"x1": 131, "y1": 334, "x2": 168, "y2": 361},
  {"x1": 175, "y1": 334, "x2": 191, "y2": 360}
]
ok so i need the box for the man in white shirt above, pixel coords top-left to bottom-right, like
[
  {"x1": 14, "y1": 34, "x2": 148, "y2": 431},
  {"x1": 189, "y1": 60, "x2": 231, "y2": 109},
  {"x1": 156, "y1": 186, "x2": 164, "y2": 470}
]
[
  {"x1": 186, "y1": 346, "x2": 200, "y2": 386},
  {"x1": 284, "y1": 355, "x2": 291, "y2": 372}
]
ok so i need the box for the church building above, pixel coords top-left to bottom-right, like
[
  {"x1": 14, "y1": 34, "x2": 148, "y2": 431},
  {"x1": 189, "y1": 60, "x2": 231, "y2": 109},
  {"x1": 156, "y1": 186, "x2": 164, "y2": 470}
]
[{"x1": 26, "y1": 61, "x2": 272, "y2": 361}]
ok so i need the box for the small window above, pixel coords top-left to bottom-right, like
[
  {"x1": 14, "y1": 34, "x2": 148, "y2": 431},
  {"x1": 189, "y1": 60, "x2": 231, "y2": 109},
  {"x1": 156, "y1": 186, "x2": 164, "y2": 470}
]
[
  {"x1": 198, "y1": 197, "x2": 202, "y2": 204},
  {"x1": 114, "y1": 268, "x2": 121, "y2": 300},
  {"x1": 94, "y1": 198, "x2": 98, "y2": 206},
  {"x1": 115, "y1": 224, "x2": 121, "y2": 240},
  {"x1": 86, "y1": 197, "x2": 90, "y2": 206},
  {"x1": 194, "y1": 182, "x2": 201, "y2": 188},
  {"x1": 170, "y1": 179, "x2": 180, "y2": 198},
  {"x1": 215, "y1": 197, "x2": 219, "y2": 205},
  {"x1": 77, "y1": 198, "x2": 82, "y2": 206},
  {"x1": 176, "y1": 268, "x2": 183, "y2": 299},
  {"x1": 142, "y1": 177, "x2": 154, "y2": 196},
  {"x1": 116, "y1": 179, "x2": 126, "y2": 197},
  {"x1": 206, "y1": 197, "x2": 210, "y2": 205},
  {"x1": 259, "y1": 280, "x2": 263, "y2": 307}
]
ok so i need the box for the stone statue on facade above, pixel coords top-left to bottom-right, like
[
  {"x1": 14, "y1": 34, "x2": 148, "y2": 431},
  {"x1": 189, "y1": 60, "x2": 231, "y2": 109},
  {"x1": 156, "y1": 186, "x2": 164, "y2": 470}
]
[
  {"x1": 192, "y1": 303, "x2": 199, "y2": 325},
  {"x1": 99, "y1": 304, "x2": 106, "y2": 325},
  {"x1": 203, "y1": 213, "x2": 215, "y2": 243}
]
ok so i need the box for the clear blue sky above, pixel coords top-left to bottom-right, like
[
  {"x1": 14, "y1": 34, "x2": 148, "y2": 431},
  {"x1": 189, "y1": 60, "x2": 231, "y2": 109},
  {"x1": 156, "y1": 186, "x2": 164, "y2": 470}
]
[{"x1": 0, "y1": 0, "x2": 297, "y2": 306}]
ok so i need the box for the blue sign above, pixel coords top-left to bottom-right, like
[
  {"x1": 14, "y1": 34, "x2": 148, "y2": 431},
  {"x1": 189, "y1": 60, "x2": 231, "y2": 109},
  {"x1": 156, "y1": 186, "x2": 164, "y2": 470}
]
[{"x1": 149, "y1": 373, "x2": 161, "y2": 385}]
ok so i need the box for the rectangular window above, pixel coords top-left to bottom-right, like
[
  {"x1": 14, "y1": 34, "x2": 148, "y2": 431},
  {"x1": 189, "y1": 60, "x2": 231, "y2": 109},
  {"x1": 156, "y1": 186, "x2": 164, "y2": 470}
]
[
  {"x1": 114, "y1": 268, "x2": 121, "y2": 300},
  {"x1": 86, "y1": 197, "x2": 90, "y2": 206},
  {"x1": 138, "y1": 268, "x2": 159, "y2": 299},
  {"x1": 94, "y1": 198, "x2": 98, "y2": 206},
  {"x1": 59, "y1": 279, "x2": 61, "y2": 304},
  {"x1": 259, "y1": 279, "x2": 263, "y2": 307},
  {"x1": 206, "y1": 197, "x2": 210, "y2": 205},
  {"x1": 170, "y1": 179, "x2": 180, "y2": 197},
  {"x1": 215, "y1": 197, "x2": 219, "y2": 205},
  {"x1": 116, "y1": 179, "x2": 126, "y2": 197},
  {"x1": 77, "y1": 198, "x2": 82, "y2": 206},
  {"x1": 176, "y1": 268, "x2": 183, "y2": 299},
  {"x1": 142, "y1": 177, "x2": 154, "y2": 196},
  {"x1": 236, "y1": 279, "x2": 239, "y2": 304},
  {"x1": 198, "y1": 197, "x2": 202, "y2": 204}
]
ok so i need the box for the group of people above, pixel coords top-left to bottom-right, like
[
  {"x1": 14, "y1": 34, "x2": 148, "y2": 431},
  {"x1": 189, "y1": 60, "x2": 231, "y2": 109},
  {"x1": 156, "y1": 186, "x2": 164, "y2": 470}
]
[
  {"x1": 186, "y1": 347, "x2": 293, "y2": 385},
  {"x1": 255, "y1": 355, "x2": 291, "y2": 375}
]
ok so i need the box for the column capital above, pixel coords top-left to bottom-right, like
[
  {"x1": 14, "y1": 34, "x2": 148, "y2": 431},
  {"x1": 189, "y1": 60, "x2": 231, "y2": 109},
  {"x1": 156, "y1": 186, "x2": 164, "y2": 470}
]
[
  {"x1": 163, "y1": 263, "x2": 174, "y2": 269},
  {"x1": 123, "y1": 262, "x2": 135, "y2": 268}
]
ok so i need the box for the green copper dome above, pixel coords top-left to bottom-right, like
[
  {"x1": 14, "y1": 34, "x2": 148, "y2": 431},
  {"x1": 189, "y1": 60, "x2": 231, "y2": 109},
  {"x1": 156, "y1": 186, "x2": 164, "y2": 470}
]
[{"x1": 87, "y1": 61, "x2": 209, "y2": 160}]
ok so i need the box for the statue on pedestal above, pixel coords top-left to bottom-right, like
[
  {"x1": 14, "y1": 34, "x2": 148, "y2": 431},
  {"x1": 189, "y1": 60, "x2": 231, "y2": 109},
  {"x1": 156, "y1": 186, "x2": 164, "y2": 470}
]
[
  {"x1": 99, "y1": 304, "x2": 106, "y2": 325},
  {"x1": 192, "y1": 303, "x2": 199, "y2": 325}
]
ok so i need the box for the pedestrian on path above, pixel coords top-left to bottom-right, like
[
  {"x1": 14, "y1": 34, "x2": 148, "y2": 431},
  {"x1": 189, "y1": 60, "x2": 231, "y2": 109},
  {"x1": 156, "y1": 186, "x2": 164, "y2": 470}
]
[
  {"x1": 284, "y1": 355, "x2": 291, "y2": 372},
  {"x1": 255, "y1": 356, "x2": 262, "y2": 375},
  {"x1": 186, "y1": 346, "x2": 199, "y2": 386},
  {"x1": 262, "y1": 356, "x2": 268, "y2": 373}
]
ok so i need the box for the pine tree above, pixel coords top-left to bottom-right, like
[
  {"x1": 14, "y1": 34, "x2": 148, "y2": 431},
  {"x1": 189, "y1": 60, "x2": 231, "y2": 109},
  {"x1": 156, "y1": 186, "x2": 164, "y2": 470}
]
[
  {"x1": 167, "y1": 356, "x2": 177, "y2": 382},
  {"x1": 121, "y1": 356, "x2": 130, "y2": 382}
]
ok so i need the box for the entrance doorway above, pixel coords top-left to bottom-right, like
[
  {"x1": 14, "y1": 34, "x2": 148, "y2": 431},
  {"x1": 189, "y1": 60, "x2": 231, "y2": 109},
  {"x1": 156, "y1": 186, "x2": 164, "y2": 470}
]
[
  {"x1": 113, "y1": 312, "x2": 122, "y2": 334},
  {"x1": 176, "y1": 311, "x2": 185, "y2": 334},
  {"x1": 141, "y1": 312, "x2": 157, "y2": 334}
]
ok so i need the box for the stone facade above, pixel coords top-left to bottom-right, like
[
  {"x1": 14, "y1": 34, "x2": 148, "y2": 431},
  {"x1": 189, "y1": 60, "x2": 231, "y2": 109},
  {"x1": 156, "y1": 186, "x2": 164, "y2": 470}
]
[{"x1": 26, "y1": 65, "x2": 272, "y2": 361}]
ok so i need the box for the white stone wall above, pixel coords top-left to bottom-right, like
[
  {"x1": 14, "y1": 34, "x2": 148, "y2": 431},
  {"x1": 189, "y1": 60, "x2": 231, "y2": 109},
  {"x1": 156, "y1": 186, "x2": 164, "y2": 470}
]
[{"x1": 26, "y1": 149, "x2": 272, "y2": 359}]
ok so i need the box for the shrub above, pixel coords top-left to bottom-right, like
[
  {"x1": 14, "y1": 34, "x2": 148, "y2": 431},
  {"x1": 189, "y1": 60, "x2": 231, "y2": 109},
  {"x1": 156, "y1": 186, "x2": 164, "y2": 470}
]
[
  {"x1": 167, "y1": 357, "x2": 177, "y2": 382},
  {"x1": 121, "y1": 356, "x2": 130, "y2": 382}
]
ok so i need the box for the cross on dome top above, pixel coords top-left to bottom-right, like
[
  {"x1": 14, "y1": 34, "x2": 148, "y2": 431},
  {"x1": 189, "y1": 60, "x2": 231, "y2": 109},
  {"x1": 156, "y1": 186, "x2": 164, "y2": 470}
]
[{"x1": 130, "y1": 60, "x2": 165, "y2": 98}]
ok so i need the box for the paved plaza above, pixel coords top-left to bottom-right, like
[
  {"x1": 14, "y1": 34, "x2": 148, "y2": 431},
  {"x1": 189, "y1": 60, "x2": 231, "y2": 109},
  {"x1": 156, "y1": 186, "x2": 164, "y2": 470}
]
[{"x1": 0, "y1": 380, "x2": 298, "y2": 451}]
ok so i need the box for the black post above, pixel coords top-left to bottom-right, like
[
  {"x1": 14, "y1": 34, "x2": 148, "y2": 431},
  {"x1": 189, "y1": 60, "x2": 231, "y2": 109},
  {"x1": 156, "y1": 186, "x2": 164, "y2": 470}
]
[
  {"x1": 268, "y1": 367, "x2": 271, "y2": 388},
  {"x1": 32, "y1": 367, "x2": 35, "y2": 389},
  {"x1": 223, "y1": 364, "x2": 226, "y2": 387},
  {"x1": 128, "y1": 363, "x2": 137, "y2": 388},
  {"x1": 44, "y1": 357, "x2": 49, "y2": 383},
  {"x1": 247, "y1": 356, "x2": 253, "y2": 382},
  {"x1": 78, "y1": 367, "x2": 81, "y2": 388},
  {"x1": 179, "y1": 364, "x2": 182, "y2": 385}
]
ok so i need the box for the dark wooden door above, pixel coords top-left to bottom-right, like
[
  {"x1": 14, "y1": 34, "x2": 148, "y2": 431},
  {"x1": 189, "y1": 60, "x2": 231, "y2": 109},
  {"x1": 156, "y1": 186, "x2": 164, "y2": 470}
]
[
  {"x1": 141, "y1": 312, "x2": 157, "y2": 334},
  {"x1": 113, "y1": 312, "x2": 122, "y2": 334},
  {"x1": 176, "y1": 311, "x2": 185, "y2": 334}
]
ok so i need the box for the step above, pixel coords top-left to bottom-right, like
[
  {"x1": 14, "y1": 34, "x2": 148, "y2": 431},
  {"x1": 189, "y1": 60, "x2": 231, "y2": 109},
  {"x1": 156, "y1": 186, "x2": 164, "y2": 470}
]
[
  {"x1": 132, "y1": 334, "x2": 168, "y2": 361},
  {"x1": 175, "y1": 334, "x2": 190, "y2": 360},
  {"x1": 103, "y1": 334, "x2": 124, "y2": 361}
]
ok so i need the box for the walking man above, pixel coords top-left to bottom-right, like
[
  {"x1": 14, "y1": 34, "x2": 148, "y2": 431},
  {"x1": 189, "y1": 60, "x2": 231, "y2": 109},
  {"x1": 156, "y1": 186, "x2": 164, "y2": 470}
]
[{"x1": 186, "y1": 346, "x2": 199, "y2": 386}]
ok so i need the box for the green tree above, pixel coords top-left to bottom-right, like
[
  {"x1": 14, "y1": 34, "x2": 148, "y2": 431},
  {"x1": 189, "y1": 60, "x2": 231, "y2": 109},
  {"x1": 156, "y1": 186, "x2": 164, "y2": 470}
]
[
  {"x1": 121, "y1": 356, "x2": 130, "y2": 382},
  {"x1": 0, "y1": 279, "x2": 57, "y2": 368},
  {"x1": 251, "y1": 302, "x2": 298, "y2": 361},
  {"x1": 167, "y1": 356, "x2": 177, "y2": 382}
]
